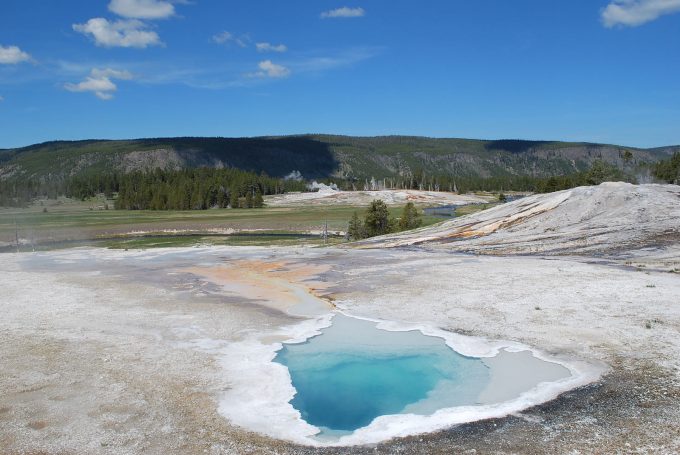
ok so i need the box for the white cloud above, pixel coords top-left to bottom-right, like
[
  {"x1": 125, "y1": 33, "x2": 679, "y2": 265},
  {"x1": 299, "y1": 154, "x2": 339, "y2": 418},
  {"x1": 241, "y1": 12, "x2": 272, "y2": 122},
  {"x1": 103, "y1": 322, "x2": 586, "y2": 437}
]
[
  {"x1": 212, "y1": 31, "x2": 233, "y2": 44},
  {"x1": 320, "y1": 6, "x2": 365, "y2": 19},
  {"x1": 602, "y1": 0, "x2": 680, "y2": 27},
  {"x1": 0, "y1": 95, "x2": 4, "y2": 102},
  {"x1": 212, "y1": 31, "x2": 249, "y2": 48},
  {"x1": 250, "y1": 60, "x2": 291, "y2": 78},
  {"x1": 0, "y1": 45, "x2": 32, "y2": 64},
  {"x1": 256, "y1": 42, "x2": 287, "y2": 53},
  {"x1": 91, "y1": 68, "x2": 134, "y2": 80},
  {"x1": 108, "y1": 0, "x2": 175, "y2": 19},
  {"x1": 73, "y1": 18, "x2": 162, "y2": 48},
  {"x1": 64, "y1": 67, "x2": 133, "y2": 100}
]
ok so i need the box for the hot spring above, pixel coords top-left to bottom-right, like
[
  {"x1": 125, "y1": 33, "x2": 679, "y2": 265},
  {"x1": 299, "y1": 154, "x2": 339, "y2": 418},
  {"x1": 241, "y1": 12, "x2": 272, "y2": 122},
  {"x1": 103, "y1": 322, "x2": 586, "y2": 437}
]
[{"x1": 274, "y1": 314, "x2": 572, "y2": 439}]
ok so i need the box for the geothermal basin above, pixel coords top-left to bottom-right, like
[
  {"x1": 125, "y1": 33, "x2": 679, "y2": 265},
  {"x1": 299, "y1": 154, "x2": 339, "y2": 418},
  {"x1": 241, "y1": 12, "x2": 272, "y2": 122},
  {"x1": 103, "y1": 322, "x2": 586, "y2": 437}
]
[{"x1": 10, "y1": 242, "x2": 677, "y2": 452}]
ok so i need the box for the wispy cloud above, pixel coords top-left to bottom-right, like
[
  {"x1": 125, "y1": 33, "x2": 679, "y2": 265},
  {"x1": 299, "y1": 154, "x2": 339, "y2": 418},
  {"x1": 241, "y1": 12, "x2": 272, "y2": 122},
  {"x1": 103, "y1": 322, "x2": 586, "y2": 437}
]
[
  {"x1": 0, "y1": 45, "x2": 32, "y2": 64},
  {"x1": 73, "y1": 18, "x2": 163, "y2": 48},
  {"x1": 290, "y1": 47, "x2": 380, "y2": 73},
  {"x1": 91, "y1": 68, "x2": 134, "y2": 80},
  {"x1": 602, "y1": 0, "x2": 680, "y2": 27},
  {"x1": 83, "y1": 46, "x2": 380, "y2": 90},
  {"x1": 0, "y1": 95, "x2": 4, "y2": 102},
  {"x1": 256, "y1": 42, "x2": 287, "y2": 53},
  {"x1": 249, "y1": 60, "x2": 291, "y2": 78},
  {"x1": 108, "y1": 0, "x2": 177, "y2": 19},
  {"x1": 214, "y1": 33, "x2": 286, "y2": 53},
  {"x1": 64, "y1": 67, "x2": 133, "y2": 100},
  {"x1": 320, "y1": 7, "x2": 365, "y2": 19},
  {"x1": 212, "y1": 31, "x2": 250, "y2": 48}
]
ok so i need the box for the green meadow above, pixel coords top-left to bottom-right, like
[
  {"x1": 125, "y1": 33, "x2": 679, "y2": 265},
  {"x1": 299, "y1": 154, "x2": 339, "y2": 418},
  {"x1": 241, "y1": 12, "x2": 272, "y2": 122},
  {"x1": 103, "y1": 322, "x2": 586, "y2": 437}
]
[{"x1": 0, "y1": 197, "x2": 448, "y2": 251}]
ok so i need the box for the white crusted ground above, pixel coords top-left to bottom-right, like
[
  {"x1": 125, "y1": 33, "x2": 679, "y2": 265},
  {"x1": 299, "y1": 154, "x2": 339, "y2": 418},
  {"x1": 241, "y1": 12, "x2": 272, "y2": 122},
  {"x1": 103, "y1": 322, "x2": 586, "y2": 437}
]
[
  {"x1": 1, "y1": 243, "x2": 679, "y2": 452},
  {"x1": 360, "y1": 183, "x2": 680, "y2": 257},
  {"x1": 265, "y1": 188, "x2": 493, "y2": 207}
]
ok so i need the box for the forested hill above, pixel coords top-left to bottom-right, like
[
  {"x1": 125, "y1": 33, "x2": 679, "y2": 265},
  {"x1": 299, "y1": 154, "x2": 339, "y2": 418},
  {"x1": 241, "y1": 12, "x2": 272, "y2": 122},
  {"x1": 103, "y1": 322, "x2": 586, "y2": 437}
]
[{"x1": 1, "y1": 135, "x2": 678, "y2": 182}]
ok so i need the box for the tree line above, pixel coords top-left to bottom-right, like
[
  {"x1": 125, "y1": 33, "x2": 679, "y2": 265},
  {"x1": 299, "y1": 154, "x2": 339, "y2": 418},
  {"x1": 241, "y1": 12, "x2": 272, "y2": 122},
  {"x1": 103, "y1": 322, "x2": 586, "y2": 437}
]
[
  {"x1": 653, "y1": 152, "x2": 680, "y2": 184},
  {"x1": 0, "y1": 158, "x2": 657, "y2": 209},
  {"x1": 319, "y1": 159, "x2": 637, "y2": 195},
  {"x1": 531, "y1": 159, "x2": 633, "y2": 193},
  {"x1": 114, "y1": 168, "x2": 306, "y2": 210},
  {"x1": 0, "y1": 167, "x2": 307, "y2": 209},
  {"x1": 347, "y1": 200, "x2": 422, "y2": 240}
]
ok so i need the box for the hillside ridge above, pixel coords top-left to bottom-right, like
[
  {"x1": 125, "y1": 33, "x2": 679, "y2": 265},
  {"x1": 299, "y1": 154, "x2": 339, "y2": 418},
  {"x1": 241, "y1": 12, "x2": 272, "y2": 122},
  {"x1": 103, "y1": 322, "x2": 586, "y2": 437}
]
[{"x1": 1, "y1": 135, "x2": 678, "y2": 182}]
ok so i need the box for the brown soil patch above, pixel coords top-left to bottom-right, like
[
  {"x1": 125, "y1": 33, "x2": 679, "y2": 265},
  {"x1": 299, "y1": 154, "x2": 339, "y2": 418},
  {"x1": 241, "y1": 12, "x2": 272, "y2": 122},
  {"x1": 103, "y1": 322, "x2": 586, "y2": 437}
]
[{"x1": 26, "y1": 421, "x2": 48, "y2": 430}]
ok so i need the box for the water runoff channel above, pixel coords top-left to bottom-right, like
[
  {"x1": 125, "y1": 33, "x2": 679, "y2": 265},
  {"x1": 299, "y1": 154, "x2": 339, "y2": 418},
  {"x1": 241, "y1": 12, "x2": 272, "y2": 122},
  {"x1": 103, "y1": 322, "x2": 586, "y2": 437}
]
[{"x1": 218, "y1": 266, "x2": 600, "y2": 446}]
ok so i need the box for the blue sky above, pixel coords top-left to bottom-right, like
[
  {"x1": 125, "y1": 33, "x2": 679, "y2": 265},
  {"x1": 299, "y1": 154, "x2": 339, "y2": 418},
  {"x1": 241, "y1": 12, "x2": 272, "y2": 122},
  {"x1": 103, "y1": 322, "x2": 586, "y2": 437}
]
[{"x1": 1, "y1": 0, "x2": 679, "y2": 148}]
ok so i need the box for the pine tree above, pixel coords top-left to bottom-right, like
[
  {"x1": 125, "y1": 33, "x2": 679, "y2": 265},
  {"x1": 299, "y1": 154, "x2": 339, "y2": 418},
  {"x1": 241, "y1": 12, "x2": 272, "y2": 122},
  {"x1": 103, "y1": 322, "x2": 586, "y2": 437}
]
[
  {"x1": 229, "y1": 188, "x2": 239, "y2": 209},
  {"x1": 364, "y1": 199, "x2": 392, "y2": 237},
  {"x1": 216, "y1": 189, "x2": 227, "y2": 208},
  {"x1": 347, "y1": 212, "x2": 366, "y2": 240},
  {"x1": 398, "y1": 202, "x2": 422, "y2": 231},
  {"x1": 253, "y1": 190, "x2": 264, "y2": 208},
  {"x1": 653, "y1": 152, "x2": 680, "y2": 184}
]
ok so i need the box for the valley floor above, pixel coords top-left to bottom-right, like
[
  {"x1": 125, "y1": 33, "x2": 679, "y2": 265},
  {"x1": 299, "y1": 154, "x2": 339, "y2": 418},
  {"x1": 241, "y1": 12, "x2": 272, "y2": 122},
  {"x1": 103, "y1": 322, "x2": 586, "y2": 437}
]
[
  {"x1": 1, "y1": 245, "x2": 679, "y2": 454},
  {"x1": 0, "y1": 190, "x2": 467, "y2": 251}
]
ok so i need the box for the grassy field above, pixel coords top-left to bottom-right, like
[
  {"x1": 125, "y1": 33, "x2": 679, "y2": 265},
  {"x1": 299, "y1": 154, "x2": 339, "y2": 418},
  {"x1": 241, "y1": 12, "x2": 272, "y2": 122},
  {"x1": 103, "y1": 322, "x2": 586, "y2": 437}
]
[
  {"x1": 0, "y1": 196, "x2": 448, "y2": 251},
  {"x1": 454, "y1": 203, "x2": 498, "y2": 216},
  {"x1": 101, "y1": 233, "x2": 348, "y2": 249}
]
